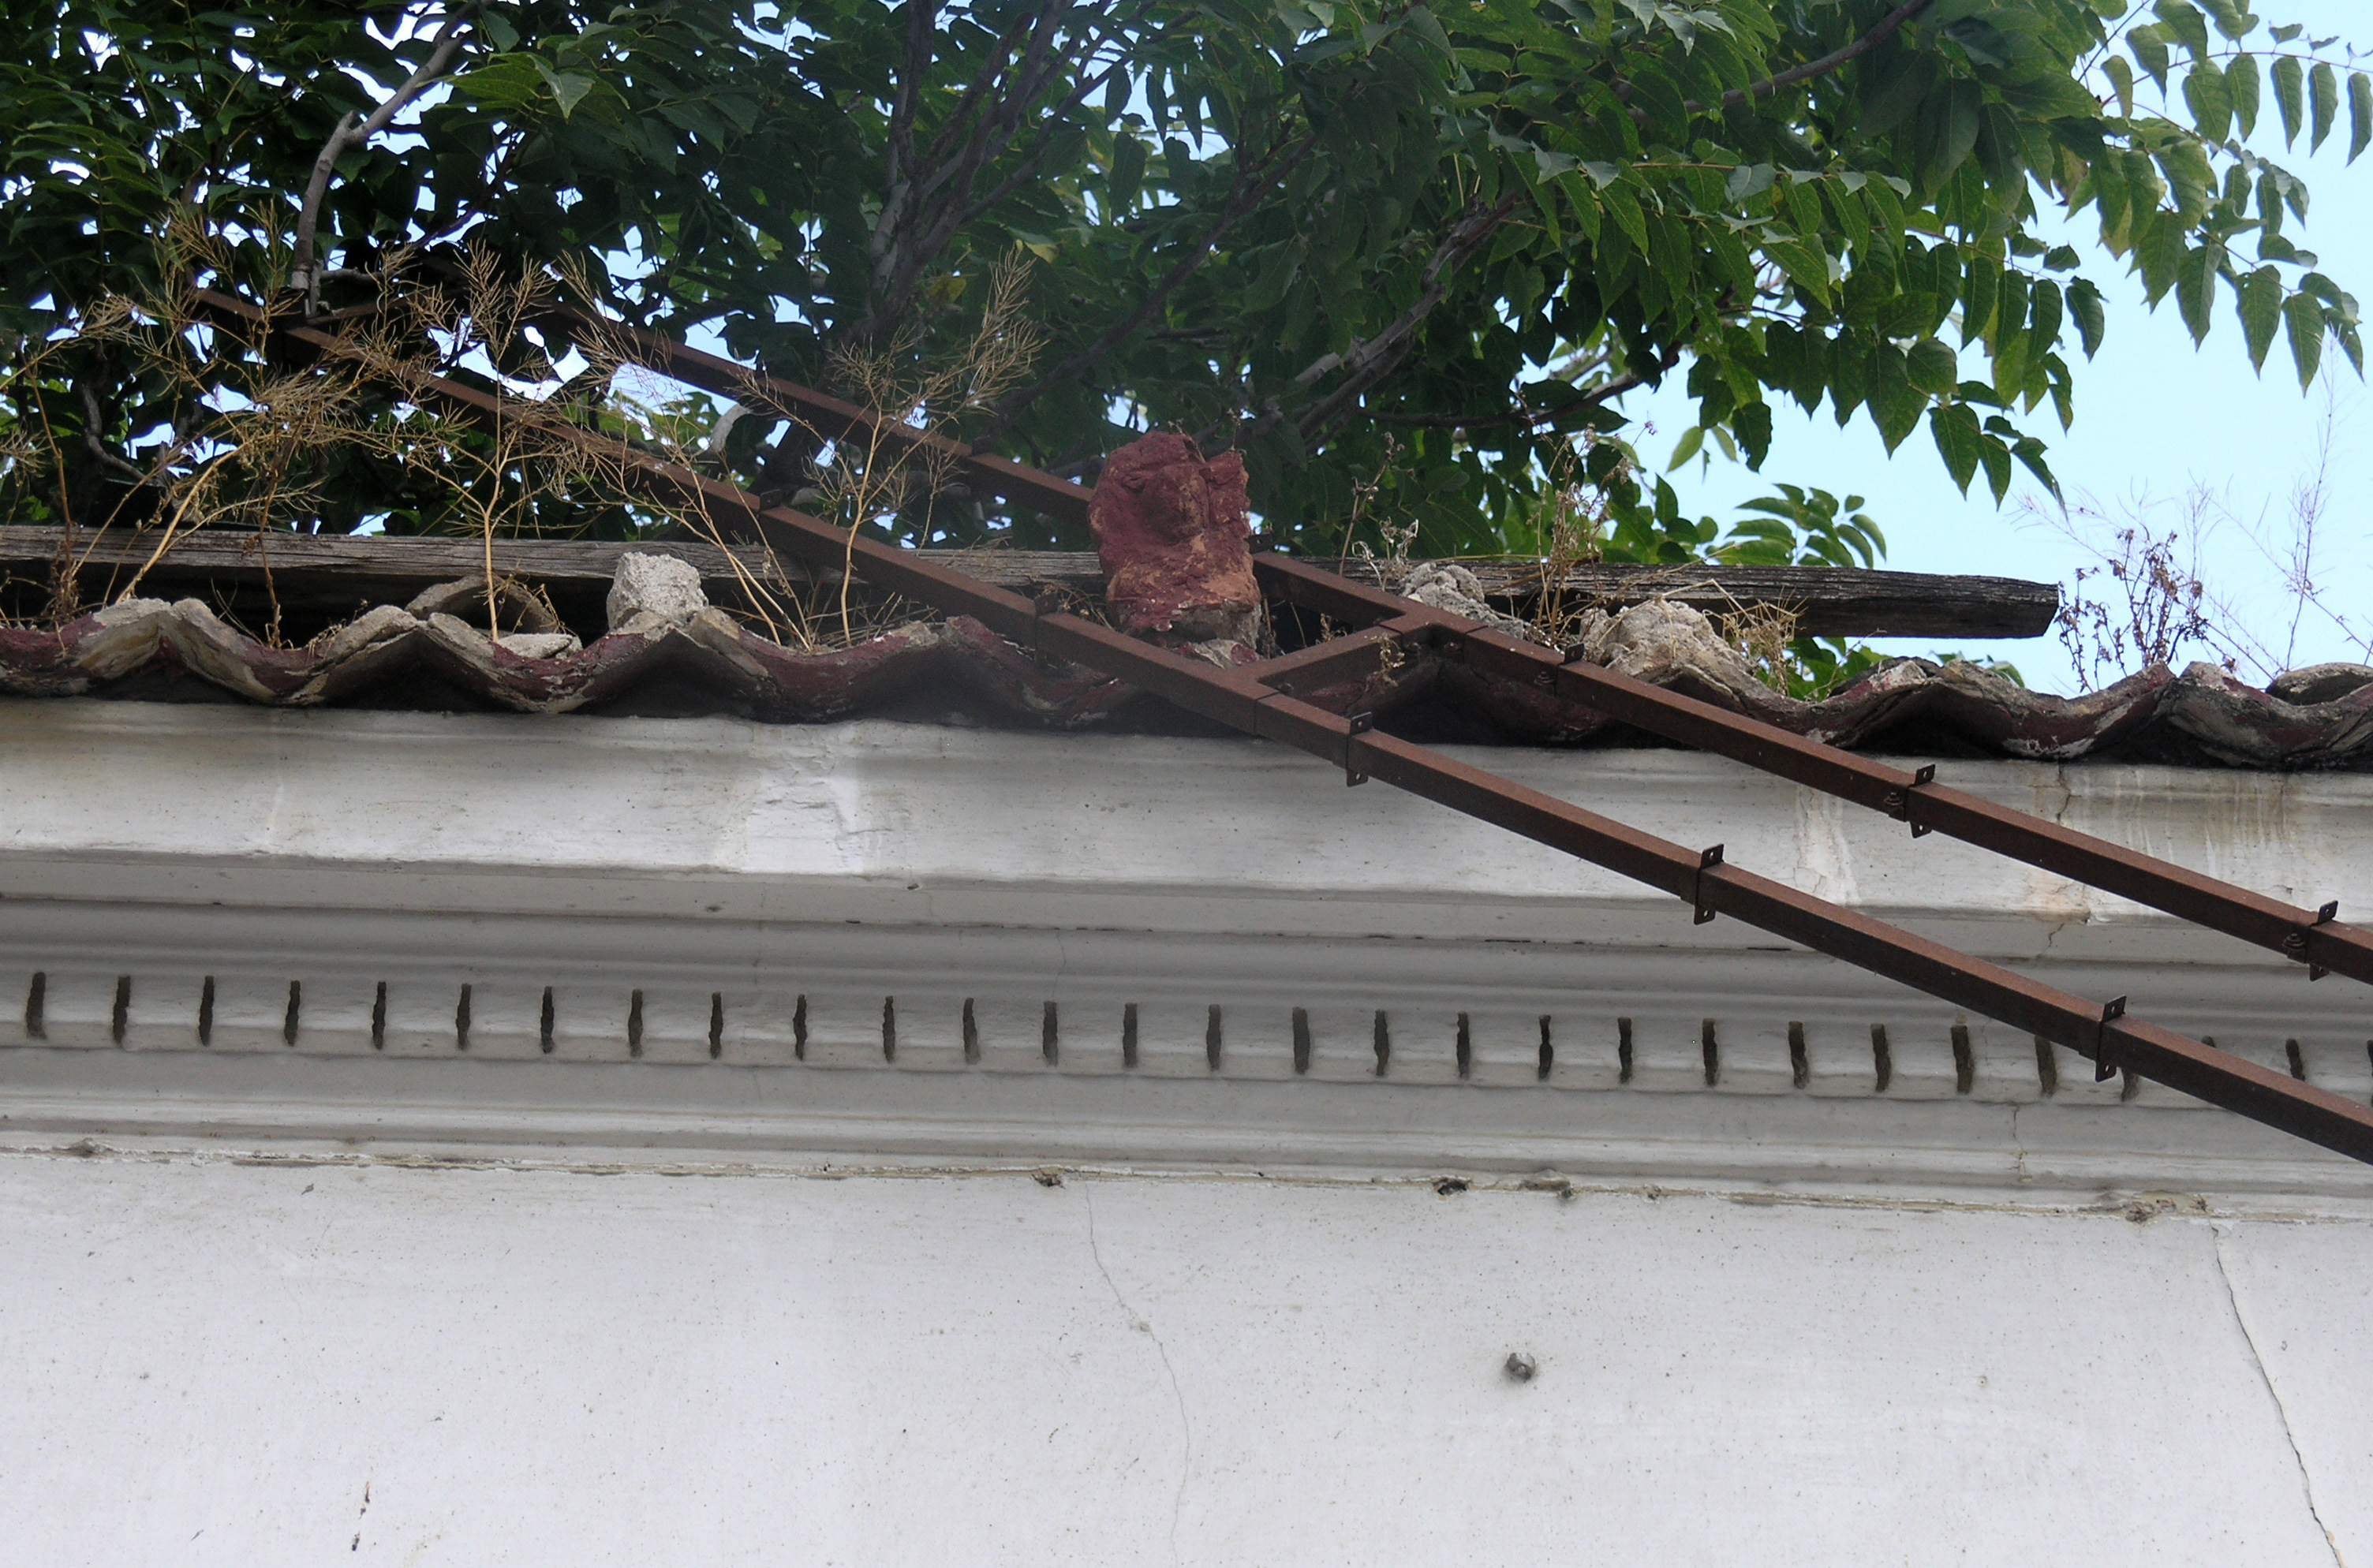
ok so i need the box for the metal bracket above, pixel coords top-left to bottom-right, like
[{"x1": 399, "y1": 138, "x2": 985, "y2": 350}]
[
  {"x1": 2093, "y1": 994, "x2": 2129, "y2": 1081},
  {"x1": 1882, "y1": 763, "x2": 1938, "y2": 838},
  {"x1": 2289, "y1": 900, "x2": 2341, "y2": 980},
  {"x1": 1691, "y1": 844, "x2": 1725, "y2": 925},
  {"x1": 1026, "y1": 588, "x2": 1064, "y2": 656},
  {"x1": 1344, "y1": 711, "x2": 1373, "y2": 787}
]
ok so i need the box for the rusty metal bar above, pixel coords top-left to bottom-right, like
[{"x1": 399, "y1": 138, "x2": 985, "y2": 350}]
[
  {"x1": 1347, "y1": 722, "x2": 2373, "y2": 1157},
  {"x1": 1237, "y1": 614, "x2": 1432, "y2": 697},
  {"x1": 188, "y1": 288, "x2": 2373, "y2": 1167},
  {"x1": 515, "y1": 300, "x2": 1096, "y2": 527},
  {"x1": 1254, "y1": 552, "x2": 2373, "y2": 990}
]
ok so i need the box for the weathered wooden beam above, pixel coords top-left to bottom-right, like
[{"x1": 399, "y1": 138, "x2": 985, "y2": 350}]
[
  {"x1": 1444, "y1": 560, "x2": 2058, "y2": 639},
  {"x1": 0, "y1": 527, "x2": 2056, "y2": 638}
]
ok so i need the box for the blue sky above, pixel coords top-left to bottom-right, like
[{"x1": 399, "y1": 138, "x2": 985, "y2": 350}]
[{"x1": 1621, "y1": 0, "x2": 2373, "y2": 694}]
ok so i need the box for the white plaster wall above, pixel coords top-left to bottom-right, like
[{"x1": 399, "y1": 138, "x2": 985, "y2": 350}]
[
  {"x1": 3, "y1": 700, "x2": 2368, "y2": 965},
  {"x1": 0, "y1": 1147, "x2": 2362, "y2": 1568}
]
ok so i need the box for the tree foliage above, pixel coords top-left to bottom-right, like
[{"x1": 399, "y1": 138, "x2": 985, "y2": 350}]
[{"x1": 2, "y1": 0, "x2": 2367, "y2": 562}]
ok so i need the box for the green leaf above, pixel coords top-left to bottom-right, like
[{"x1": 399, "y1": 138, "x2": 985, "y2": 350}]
[
  {"x1": 1109, "y1": 135, "x2": 1147, "y2": 213},
  {"x1": 1977, "y1": 432, "x2": 2014, "y2": 503},
  {"x1": 2182, "y1": 59, "x2": 2230, "y2": 142},
  {"x1": 1735, "y1": 401, "x2": 1773, "y2": 469},
  {"x1": 455, "y1": 56, "x2": 548, "y2": 114},
  {"x1": 1868, "y1": 345, "x2": 1926, "y2": 452},
  {"x1": 2311, "y1": 61, "x2": 2338, "y2": 151},
  {"x1": 2103, "y1": 55, "x2": 2136, "y2": 119},
  {"x1": 532, "y1": 60, "x2": 596, "y2": 121},
  {"x1": 1997, "y1": 74, "x2": 2105, "y2": 121},
  {"x1": 2271, "y1": 54, "x2": 2304, "y2": 147},
  {"x1": 2240, "y1": 264, "x2": 2282, "y2": 370},
  {"x1": 2153, "y1": 0, "x2": 2211, "y2": 58},
  {"x1": 1915, "y1": 82, "x2": 1983, "y2": 193},
  {"x1": 2012, "y1": 437, "x2": 2063, "y2": 502},
  {"x1": 1905, "y1": 336, "x2": 1959, "y2": 394},
  {"x1": 1930, "y1": 400, "x2": 1982, "y2": 495},
  {"x1": 2029, "y1": 278, "x2": 2063, "y2": 356},
  {"x1": 2128, "y1": 26, "x2": 2170, "y2": 91},
  {"x1": 2226, "y1": 52, "x2": 2259, "y2": 136},
  {"x1": 2201, "y1": 0, "x2": 2255, "y2": 39},
  {"x1": 2252, "y1": 170, "x2": 2289, "y2": 238},
  {"x1": 1960, "y1": 252, "x2": 1998, "y2": 345},
  {"x1": 2136, "y1": 213, "x2": 2187, "y2": 305},
  {"x1": 1602, "y1": 181, "x2": 1649, "y2": 252},
  {"x1": 2175, "y1": 243, "x2": 2217, "y2": 342},
  {"x1": 1766, "y1": 236, "x2": 1834, "y2": 306},
  {"x1": 2283, "y1": 292, "x2": 2325, "y2": 388},
  {"x1": 2154, "y1": 136, "x2": 2214, "y2": 223},
  {"x1": 2352, "y1": 73, "x2": 2372, "y2": 163},
  {"x1": 2068, "y1": 278, "x2": 2106, "y2": 357}
]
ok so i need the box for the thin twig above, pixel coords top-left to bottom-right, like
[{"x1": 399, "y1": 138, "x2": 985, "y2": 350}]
[
  {"x1": 1611, "y1": 0, "x2": 1938, "y2": 125},
  {"x1": 1368, "y1": 348, "x2": 1681, "y2": 431},
  {"x1": 1261, "y1": 192, "x2": 1519, "y2": 448},
  {"x1": 1705, "y1": 0, "x2": 1935, "y2": 110},
  {"x1": 291, "y1": 6, "x2": 477, "y2": 310},
  {"x1": 77, "y1": 385, "x2": 148, "y2": 480}
]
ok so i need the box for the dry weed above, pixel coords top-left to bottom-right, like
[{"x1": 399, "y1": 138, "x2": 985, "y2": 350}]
[
  {"x1": 730, "y1": 251, "x2": 1044, "y2": 643},
  {"x1": 2, "y1": 227, "x2": 1044, "y2": 651}
]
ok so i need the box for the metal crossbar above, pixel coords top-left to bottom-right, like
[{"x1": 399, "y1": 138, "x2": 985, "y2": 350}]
[{"x1": 194, "y1": 289, "x2": 2373, "y2": 1167}]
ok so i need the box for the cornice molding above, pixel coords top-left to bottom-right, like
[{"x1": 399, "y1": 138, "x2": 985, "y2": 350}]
[{"x1": 2, "y1": 702, "x2": 2368, "y2": 1192}]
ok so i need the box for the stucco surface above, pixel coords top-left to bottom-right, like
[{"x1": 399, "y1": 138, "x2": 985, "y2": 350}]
[
  {"x1": 0, "y1": 1149, "x2": 2360, "y2": 1568},
  {"x1": 2, "y1": 700, "x2": 2368, "y2": 961}
]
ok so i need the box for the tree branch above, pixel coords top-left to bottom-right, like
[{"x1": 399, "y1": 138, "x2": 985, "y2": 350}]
[
  {"x1": 77, "y1": 385, "x2": 146, "y2": 481},
  {"x1": 885, "y1": 0, "x2": 934, "y2": 201},
  {"x1": 976, "y1": 131, "x2": 1316, "y2": 439},
  {"x1": 861, "y1": 0, "x2": 1072, "y2": 344},
  {"x1": 1188, "y1": 188, "x2": 1512, "y2": 457},
  {"x1": 868, "y1": 0, "x2": 940, "y2": 305},
  {"x1": 1717, "y1": 0, "x2": 1934, "y2": 109},
  {"x1": 291, "y1": 6, "x2": 477, "y2": 311},
  {"x1": 1282, "y1": 190, "x2": 1521, "y2": 446},
  {"x1": 910, "y1": 5, "x2": 1057, "y2": 189},
  {"x1": 1368, "y1": 346, "x2": 1682, "y2": 432},
  {"x1": 1610, "y1": 0, "x2": 1936, "y2": 125},
  {"x1": 865, "y1": 2, "x2": 1163, "y2": 345}
]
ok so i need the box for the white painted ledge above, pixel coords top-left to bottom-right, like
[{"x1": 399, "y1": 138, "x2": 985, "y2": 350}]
[{"x1": 1, "y1": 700, "x2": 2368, "y2": 1192}]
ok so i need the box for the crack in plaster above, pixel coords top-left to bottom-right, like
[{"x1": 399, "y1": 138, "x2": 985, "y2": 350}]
[
  {"x1": 1082, "y1": 1184, "x2": 1190, "y2": 1564},
  {"x1": 2027, "y1": 764, "x2": 2094, "y2": 937},
  {"x1": 2211, "y1": 1220, "x2": 2347, "y2": 1567}
]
